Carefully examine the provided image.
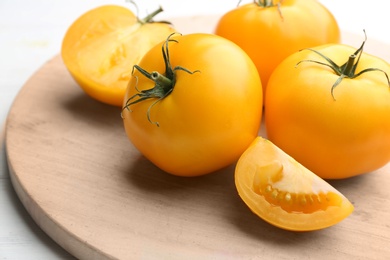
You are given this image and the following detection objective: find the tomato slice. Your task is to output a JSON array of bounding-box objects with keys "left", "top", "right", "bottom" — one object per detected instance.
[
  {"left": 235, "top": 137, "right": 354, "bottom": 231},
  {"left": 61, "top": 5, "right": 176, "bottom": 106}
]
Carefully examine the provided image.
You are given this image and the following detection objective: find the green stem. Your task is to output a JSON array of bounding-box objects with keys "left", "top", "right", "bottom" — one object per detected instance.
[
  {"left": 255, "top": 0, "right": 276, "bottom": 7},
  {"left": 342, "top": 55, "right": 356, "bottom": 77},
  {"left": 151, "top": 71, "right": 172, "bottom": 91},
  {"left": 138, "top": 6, "right": 164, "bottom": 24}
]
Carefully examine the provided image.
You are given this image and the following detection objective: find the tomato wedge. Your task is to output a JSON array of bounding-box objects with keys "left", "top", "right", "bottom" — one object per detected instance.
[
  {"left": 61, "top": 5, "right": 176, "bottom": 106},
  {"left": 235, "top": 137, "right": 354, "bottom": 231}
]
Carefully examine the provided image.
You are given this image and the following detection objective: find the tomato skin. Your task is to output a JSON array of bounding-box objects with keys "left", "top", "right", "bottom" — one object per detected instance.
[
  {"left": 122, "top": 33, "right": 263, "bottom": 177},
  {"left": 265, "top": 44, "right": 390, "bottom": 179},
  {"left": 215, "top": 0, "right": 340, "bottom": 96},
  {"left": 61, "top": 5, "right": 176, "bottom": 106}
]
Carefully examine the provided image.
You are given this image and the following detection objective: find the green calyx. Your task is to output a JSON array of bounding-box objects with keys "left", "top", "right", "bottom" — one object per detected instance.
[
  {"left": 122, "top": 33, "right": 200, "bottom": 127},
  {"left": 242, "top": 0, "right": 284, "bottom": 20},
  {"left": 253, "top": 0, "right": 281, "bottom": 8},
  {"left": 296, "top": 30, "right": 390, "bottom": 100}
]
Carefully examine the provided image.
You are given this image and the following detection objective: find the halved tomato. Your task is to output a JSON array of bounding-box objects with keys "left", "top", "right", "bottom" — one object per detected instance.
[
  {"left": 61, "top": 5, "right": 176, "bottom": 106},
  {"left": 235, "top": 137, "right": 354, "bottom": 231}
]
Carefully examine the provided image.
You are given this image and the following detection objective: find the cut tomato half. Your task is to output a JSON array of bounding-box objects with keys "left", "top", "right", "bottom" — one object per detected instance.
[
  {"left": 235, "top": 137, "right": 354, "bottom": 231},
  {"left": 61, "top": 5, "right": 176, "bottom": 106}
]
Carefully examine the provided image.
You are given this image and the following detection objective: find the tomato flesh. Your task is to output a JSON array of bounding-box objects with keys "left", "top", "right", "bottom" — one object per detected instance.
[
  {"left": 235, "top": 137, "right": 354, "bottom": 231},
  {"left": 253, "top": 161, "right": 343, "bottom": 214}
]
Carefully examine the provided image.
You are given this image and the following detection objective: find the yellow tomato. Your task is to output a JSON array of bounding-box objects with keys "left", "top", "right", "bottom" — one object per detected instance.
[
  {"left": 215, "top": 0, "right": 340, "bottom": 97},
  {"left": 122, "top": 33, "right": 263, "bottom": 177},
  {"left": 62, "top": 5, "right": 176, "bottom": 106},
  {"left": 265, "top": 38, "right": 390, "bottom": 179},
  {"left": 235, "top": 137, "right": 354, "bottom": 231}
]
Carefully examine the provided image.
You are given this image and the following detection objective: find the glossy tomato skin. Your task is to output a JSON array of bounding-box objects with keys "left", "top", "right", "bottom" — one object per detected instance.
[
  {"left": 265, "top": 44, "right": 390, "bottom": 179},
  {"left": 122, "top": 33, "right": 263, "bottom": 177},
  {"left": 215, "top": 0, "right": 340, "bottom": 97},
  {"left": 62, "top": 5, "right": 176, "bottom": 106}
]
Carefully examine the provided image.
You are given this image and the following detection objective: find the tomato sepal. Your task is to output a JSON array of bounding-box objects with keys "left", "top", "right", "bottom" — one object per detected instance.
[
  {"left": 122, "top": 33, "right": 200, "bottom": 126},
  {"left": 296, "top": 31, "right": 390, "bottom": 99}
]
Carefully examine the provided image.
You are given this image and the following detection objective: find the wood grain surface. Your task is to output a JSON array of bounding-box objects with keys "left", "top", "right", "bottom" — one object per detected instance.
[{"left": 5, "top": 15, "right": 390, "bottom": 260}]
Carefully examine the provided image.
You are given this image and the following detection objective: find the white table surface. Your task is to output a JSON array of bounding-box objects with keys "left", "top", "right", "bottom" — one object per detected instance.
[{"left": 1, "top": 1, "right": 389, "bottom": 259}]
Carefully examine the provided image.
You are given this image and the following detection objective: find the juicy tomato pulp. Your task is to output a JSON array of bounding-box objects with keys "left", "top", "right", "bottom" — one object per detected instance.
[{"left": 235, "top": 137, "right": 354, "bottom": 231}]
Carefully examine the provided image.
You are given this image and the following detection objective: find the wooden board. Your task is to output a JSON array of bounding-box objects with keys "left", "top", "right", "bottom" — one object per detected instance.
[{"left": 5, "top": 15, "right": 390, "bottom": 260}]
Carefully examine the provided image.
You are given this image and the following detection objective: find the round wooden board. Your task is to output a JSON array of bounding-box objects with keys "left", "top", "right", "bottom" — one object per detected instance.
[{"left": 5, "top": 15, "right": 390, "bottom": 259}]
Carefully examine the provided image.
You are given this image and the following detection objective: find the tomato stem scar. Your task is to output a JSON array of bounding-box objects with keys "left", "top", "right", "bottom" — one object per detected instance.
[
  {"left": 122, "top": 33, "right": 200, "bottom": 126},
  {"left": 296, "top": 30, "right": 390, "bottom": 100}
]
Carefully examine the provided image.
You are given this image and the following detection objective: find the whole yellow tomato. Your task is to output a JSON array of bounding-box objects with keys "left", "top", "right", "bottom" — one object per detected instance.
[
  {"left": 62, "top": 5, "right": 176, "bottom": 106},
  {"left": 265, "top": 37, "right": 390, "bottom": 179},
  {"left": 122, "top": 33, "right": 263, "bottom": 177},
  {"left": 215, "top": 0, "right": 340, "bottom": 97}
]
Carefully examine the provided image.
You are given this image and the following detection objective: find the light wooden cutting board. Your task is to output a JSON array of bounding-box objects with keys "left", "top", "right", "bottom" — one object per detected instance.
[{"left": 5, "top": 15, "right": 390, "bottom": 260}]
